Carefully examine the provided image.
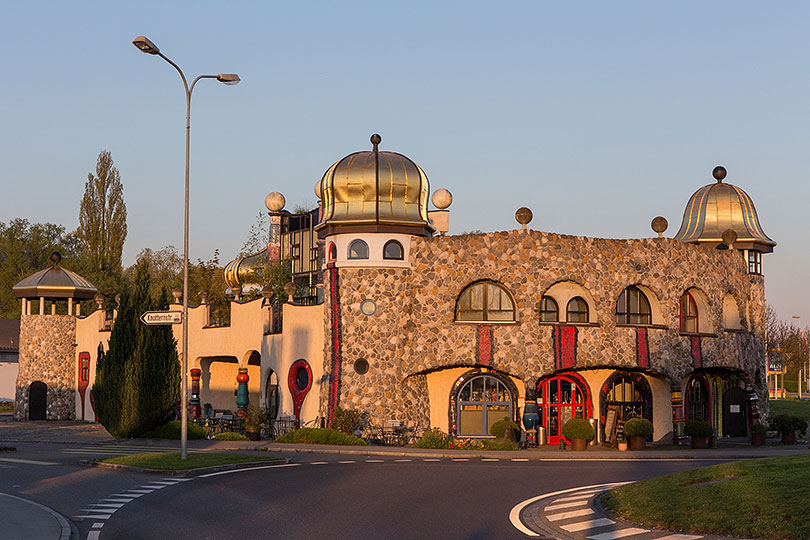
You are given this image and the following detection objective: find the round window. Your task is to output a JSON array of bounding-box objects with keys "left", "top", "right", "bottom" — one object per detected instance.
[
  {"left": 354, "top": 359, "right": 369, "bottom": 374},
  {"left": 295, "top": 367, "right": 310, "bottom": 391},
  {"left": 360, "top": 299, "right": 377, "bottom": 316}
]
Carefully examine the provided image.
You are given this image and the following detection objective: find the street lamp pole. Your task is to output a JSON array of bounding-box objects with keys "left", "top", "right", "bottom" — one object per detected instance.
[
  {"left": 133, "top": 36, "right": 239, "bottom": 459},
  {"left": 793, "top": 316, "right": 804, "bottom": 395}
]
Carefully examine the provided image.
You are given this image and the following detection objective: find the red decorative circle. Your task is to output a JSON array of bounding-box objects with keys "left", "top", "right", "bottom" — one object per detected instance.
[{"left": 236, "top": 373, "right": 249, "bottom": 383}]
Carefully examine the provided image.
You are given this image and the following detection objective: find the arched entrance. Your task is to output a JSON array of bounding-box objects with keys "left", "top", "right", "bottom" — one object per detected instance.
[
  {"left": 686, "top": 374, "right": 710, "bottom": 423},
  {"left": 600, "top": 371, "right": 652, "bottom": 439},
  {"left": 450, "top": 371, "right": 516, "bottom": 437},
  {"left": 265, "top": 370, "right": 280, "bottom": 421},
  {"left": 28, "top": 381, "right": 47, "bottom": 420},
  {"left": 536, "top": 372, "right": 592, "bottom": 445},
  {"left": 722, "top": 386, "right": 748, "bottom": 437}
]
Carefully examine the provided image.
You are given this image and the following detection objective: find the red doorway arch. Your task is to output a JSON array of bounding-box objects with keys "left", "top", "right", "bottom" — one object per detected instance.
[{"left": 536, "top": 372, "right": 593, "bottom": 445}]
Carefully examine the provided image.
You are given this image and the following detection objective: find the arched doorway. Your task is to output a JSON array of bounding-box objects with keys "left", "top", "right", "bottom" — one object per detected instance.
[
  {"left": 28, "top": 381, "right": 47, "bottom": 420},
  {"left": 722, "top": 386, "right": 748, "bottom": 437},
  {"left": 451, "top": 372, "right": 516, "bottom": 437},
  {"left": 686, "top": 374, "right": 710, "bottom": 423},
  {"left": 600, "top": 371, "right": 652, "bottom": 439},
  {"left": 265, "top": 370, "right": 280, "bottom": 421},
  {"left": 536, "top": 372, "right": 592, "bottom": 445}
]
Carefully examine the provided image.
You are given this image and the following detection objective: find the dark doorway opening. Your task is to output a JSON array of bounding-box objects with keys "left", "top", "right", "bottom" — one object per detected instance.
[
  {"left": 29, "top": 381, "right": 47, "bottom": 420},
  {"left": 722, "top": 386, "right": 748, "bottom": 437}
]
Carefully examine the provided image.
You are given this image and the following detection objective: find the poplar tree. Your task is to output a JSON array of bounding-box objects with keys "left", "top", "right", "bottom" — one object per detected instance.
[{"left": 94, "top": 260, "right": 179, "bottom": 438}]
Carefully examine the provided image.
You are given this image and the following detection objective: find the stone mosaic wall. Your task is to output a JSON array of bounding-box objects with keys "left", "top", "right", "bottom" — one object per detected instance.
[
  {"left": 322, "top": 230, "right": 767, "bottom": 428},
  {"left": 14, "top": 315, "right": 76, "bottom": 420}
]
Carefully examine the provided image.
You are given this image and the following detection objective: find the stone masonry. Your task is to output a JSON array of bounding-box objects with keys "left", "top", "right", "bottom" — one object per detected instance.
[
  {"left": 14, "top": 314, "right": 76, "bottom": 420},
  {"left": 323, "top": 230, "right": 766, "bottom": 429}
]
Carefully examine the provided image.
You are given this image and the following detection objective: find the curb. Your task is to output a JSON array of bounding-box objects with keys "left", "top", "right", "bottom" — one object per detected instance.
[
  {"left": 0, "top": 492, "right": 72, "bottom": 540},
  {"left": 80, "top": 457, "right": 290, "bottom": 476}
]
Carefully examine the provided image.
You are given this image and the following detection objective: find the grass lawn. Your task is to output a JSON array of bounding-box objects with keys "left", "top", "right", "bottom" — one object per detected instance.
[
  {"left": 99, "top": 452, "right": 284, "bottom": 471},
  {"left": 0, "top": 401, "right": 12, "bottom": 412},
  {"left": 769, "top": 398, "right": 810, "bottom": 421},
  {"left": 602, "top": 455, "right": 810, "bottom": 539}
]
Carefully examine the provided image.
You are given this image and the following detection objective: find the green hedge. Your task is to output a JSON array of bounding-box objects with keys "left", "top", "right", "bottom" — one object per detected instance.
[
  {"left": 141, "top": 421, "right": 206, "bottom": 440},
  {"left": 413, "top": 428, "right": 452, "bottom": 449},
  {"left": 276, "top": 428, "right": 367, "bottom": 446},
  {"left": 213, "top": 432, "right": 249, "bottom": 441}
]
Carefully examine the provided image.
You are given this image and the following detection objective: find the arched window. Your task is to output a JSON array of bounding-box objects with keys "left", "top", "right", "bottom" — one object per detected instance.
[
  {"left": 566, "top": 297, "right": 589, "bottom": 323},
  {"left": 455, "top": 281, "right": 515, "bottom": 323},
  {"left": 539, "top": 296, "right": 558, "bottom": 322},
  {"left": 616, "top": 286, "right": 651, "bottom": 325},
  {"left": 383, "top": 240, "right": 404, "bottom": 260},
  {"left": 348, "top": 239, "right": 369, "bottom": 259},
  {"left": 600, "top": 371, "right": 653, "bottom": 440},
  {"left": 328, "top": 242, "right": 337, "bottom": 260},
  {"left": 686, "top": 375, "right": 710, "bottom": 423},
  {"left": 454, "top": 374, "right": 514, "bottom": 436},
  {"left": 680, "top": 291, "right": 699, "bottom": 333}
]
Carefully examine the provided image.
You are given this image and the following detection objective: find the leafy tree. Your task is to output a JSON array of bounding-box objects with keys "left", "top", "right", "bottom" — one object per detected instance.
[
  {"left": 0, "top": 219, "right": 81, "bottom": 318},
  {"left": 125, "top": 246, "right": 183, "bottom": 299},
  {"left": 239, "top": 212, "right": 268, "bottom": 257},
  {"left": 188, "top": 249, "right": 230, "bottom": 325},
  {"left": 77, "top": 150, "right": 127, "bottom": 299},
  {"left": 93, "top": 260, "right": 179, "bottom": 438}
]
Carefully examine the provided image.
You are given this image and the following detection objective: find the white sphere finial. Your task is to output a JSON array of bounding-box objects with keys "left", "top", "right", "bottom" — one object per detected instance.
[
  {"left": 432, "top": 188, "right": 453, "bottom": 210},
  {"left": 265, "top": 192, "right": 286, "bottom": 212}
]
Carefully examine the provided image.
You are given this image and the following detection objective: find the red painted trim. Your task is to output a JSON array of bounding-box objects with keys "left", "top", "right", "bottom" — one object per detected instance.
[
  {"left": 636, "top": 327, "right": 649, "bottom": 368},
  {"left": 327, "top": 266, "right": 342, "bottom": 424},
  {"left": 289, "top": 360, "right": 313, "bottom": 429},
  {"left": 477, "top": 326, "right": 492, "bottom": 366},
  {"left": 535, "top": 372, "right": 593, "bottom": 445},
  {"left": 691, "top": 335, "right": 702, "bottom": 368}
]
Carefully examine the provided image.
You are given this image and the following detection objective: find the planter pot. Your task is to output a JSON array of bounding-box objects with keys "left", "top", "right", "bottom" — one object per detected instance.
[
  {"left": 690, "top": 436, "right": 709, "bottom": 449},
  {"left": 628, "top": 436, "right": 646, "bottom": 451},
  {"left": 751, "top": 431, "right": 766, "bottom": 446},
  {"left": 617, "top": 442, "right": 628, "bottom": 452},
  {"left": 245, "top": 429, "right": 262, "bottom": 441},
  {"left": 571, "top": 438, "right": 588, "bottom": 451},
  {"left": 781, "top": 430, "right": 796, "bottom": 445}
]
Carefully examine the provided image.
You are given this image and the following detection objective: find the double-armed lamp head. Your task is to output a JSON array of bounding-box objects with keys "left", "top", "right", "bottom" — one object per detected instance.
[{"left": 132, "top": 36, "right": 241, "bottom": 86}]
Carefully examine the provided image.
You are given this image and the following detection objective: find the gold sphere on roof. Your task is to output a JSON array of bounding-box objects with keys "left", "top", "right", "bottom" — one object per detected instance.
[
  {"left": 674, "top": 166, "right": 775, "bottom": 252},
  {"left": 315, "top": 134, "right": 434, "bottom": 236}
]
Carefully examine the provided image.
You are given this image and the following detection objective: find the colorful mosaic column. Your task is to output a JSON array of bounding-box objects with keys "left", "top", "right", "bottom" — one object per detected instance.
[
  {"left": 671, "top": 384, "right": 686, "bottom": 445},
  {"left": 522, "top": 388, "right": 539, "bottom": 447},
  {"left": 236, "top": 367, "right": 249, "bottom": 417},
  {"left": 189, "top": 368, "right": 202, "bottom": 420},
  {"left": 746, "top": 384, "right": 761, "bottom": 425}
]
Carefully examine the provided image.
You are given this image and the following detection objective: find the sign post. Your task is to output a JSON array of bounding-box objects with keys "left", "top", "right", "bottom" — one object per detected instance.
[{"left": 140, "top": 311, "right": 183, "bottom": 325}]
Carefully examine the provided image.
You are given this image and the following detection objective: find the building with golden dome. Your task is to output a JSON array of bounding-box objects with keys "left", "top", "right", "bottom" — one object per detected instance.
[{"left": 13, "top": 135, "right": 774, "bottom": 448}]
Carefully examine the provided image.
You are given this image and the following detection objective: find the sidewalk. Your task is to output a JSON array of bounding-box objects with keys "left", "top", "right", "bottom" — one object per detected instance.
[{"left": 0, "top": 492, "right": 71, "bottom": 540}]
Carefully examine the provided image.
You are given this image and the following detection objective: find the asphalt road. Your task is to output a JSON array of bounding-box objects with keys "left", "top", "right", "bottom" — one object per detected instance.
[{"left": 0, "top": 442, "right": 726, "bottom": 540}]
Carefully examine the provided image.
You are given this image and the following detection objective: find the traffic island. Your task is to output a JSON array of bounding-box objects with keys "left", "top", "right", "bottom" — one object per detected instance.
[{"left": 84, "top": 452, "right": 287, "bottom": 476}]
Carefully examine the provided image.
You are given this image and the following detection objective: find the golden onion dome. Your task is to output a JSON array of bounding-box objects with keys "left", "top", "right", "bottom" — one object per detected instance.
[
  {"left": 224, "top": 250, "right": 268, "bottom": 289},
  {"left": 314, "top": 134, "right": 434, "bottom": 236},
  {"left": 674, "top": 166, "right": 776, "bottom": 252},
  {"left": 13, "top": 252, "right": 97, "bottom": 299}
]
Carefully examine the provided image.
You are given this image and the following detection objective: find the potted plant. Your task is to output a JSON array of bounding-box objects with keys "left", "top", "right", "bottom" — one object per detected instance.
[
  {"left": 242, "top": 404, "right": 270, "bottom": 441},
  {"left": 770, "top": 414, "right": 807, "bottom": 445},
  {"left": 616, "top": 434, "right": 628, "bottom": 452},
  {"left": 562, "top": 417, "right": 594, "bottom": 451},
  {"left": 623, "top": 417, "right": 653, "bottom": 450},
  {"left": 684, "top": 419, "right": 713, "bottom": 448},
  {"left": 749, "top": 423, "right": 768, "bottom": 446}
]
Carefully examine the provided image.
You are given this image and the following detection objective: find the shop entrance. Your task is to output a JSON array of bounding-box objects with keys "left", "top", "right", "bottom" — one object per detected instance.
[
  {"left": 536, "top": 373, "right": 592, "bottom": 445},
  {"left": 722, "top": 386, "right": 748, "bottom": 437},
  {"left": 28, "top": 381, "right": 47, "bottom": 420}
]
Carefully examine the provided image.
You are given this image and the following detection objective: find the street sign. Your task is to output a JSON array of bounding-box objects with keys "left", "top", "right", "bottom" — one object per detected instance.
[{"left": 140, "top": 310, "right": 183, "bottom": 325}]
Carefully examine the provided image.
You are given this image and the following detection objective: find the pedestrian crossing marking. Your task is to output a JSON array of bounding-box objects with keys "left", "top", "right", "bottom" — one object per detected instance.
[
  {"left": 87, "top": 503, "right": 125, "bottom": 508},
  {"left": 587, "top": 527, "right": 648, "bottom": 539},
  {"left": 654, "top": 536, "right": 702, "bottom": 540},
  {"left": 545, "top": 500, "right": 588, "bottom": 511},
  {"left": 561, "top": 518, "right": 615, "bottom": 532},
  {"left": 547, "top": 508, "right": 595, "bottom": 521},
  {"left": 80, "top": 507, "right": 117, "bottom": 514},
  {"left": 74, "top": 514, "right": 111, "bottom": 520}
]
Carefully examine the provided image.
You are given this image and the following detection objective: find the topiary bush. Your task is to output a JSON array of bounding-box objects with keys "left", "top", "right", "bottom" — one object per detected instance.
[
  {"left": 213, "top": 432, "right": 249, "bottom": 441},
  {"left": 276, "top": 427, "right": 367, "bottom": 446},
  {"left": 770, "top": 415, "right": 807, "bottom": 436},
  {"left": 749, "top": 423, "right": 769, "bottom": 433},
  {"left": 623, "top": 417, "right": 653, "bottom": 438},
  {"left": 562, "top": 417, "right": 594, "bottom": 440},
  {"left": 684, "top": 419, "right": 713, "bottom": 438},
  {"left": 413, "top": 428, "right": 452, "bottom": 449},
  {"left": 489, "top": 417, "right": 521, "bottom": 441},
  {"left": 141, "top": 421, "right": 205, "bottom": 440},
  {"left": 329, "top": 406, "right": 366, "bottom": 435}
]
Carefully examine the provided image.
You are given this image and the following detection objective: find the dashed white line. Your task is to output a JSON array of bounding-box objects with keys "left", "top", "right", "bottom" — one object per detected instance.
[
  {"left": 0, "top": 457, "right": 57, "bottom": 465},
  {"left": 511, "top": 458, "right": 529, "bottom": 462},
  {"left": 198, "top": 463, "right": 300, "bottom": 477},
  {"left": 310, "top": 461, "right": 328, "bottom": 465},
  {"left": 481, "top": 458, "right": 500, "bottom": 462},
  {"left": 394, "top": 459, "right": 412, "bottom": 462},
  {"left": 560, "top": 518, "right": 615, "bottom": 532},
  {"left": 546, "top": 508, "right": 595, "bottom": 521},
  {"left": 338, "top": 460, "right": 356, "bottom": 464},
  {"left": 365, "top": 459, "right": 385, "bottom": 463},
  {"left": 452, "top": 458, "right": 469, "bottom": 462},
  {"left": 423, "top": 458, "right": 441, "bottom": 462},
  {"left": 587, "top": 528, "right": 648, "bottom": 540}
]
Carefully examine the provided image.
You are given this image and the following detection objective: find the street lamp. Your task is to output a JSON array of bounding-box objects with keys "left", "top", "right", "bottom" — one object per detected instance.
[{"left": 133, "top": 35, "right": 239, "bottom": 459}]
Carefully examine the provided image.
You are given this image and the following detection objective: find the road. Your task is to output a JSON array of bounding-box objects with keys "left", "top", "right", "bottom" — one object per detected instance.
[{"left": 0, "top": 442, "right": 726, "bottom": 540}]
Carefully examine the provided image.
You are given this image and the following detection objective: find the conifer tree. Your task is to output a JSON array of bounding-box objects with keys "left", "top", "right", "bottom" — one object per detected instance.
[{"left": 94, "top": 260, "right": 179, "bottom": 438}]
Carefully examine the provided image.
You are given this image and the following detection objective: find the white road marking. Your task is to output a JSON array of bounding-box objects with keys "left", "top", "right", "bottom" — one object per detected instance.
[
  {"left": 198, "top": 463, "right": 300, "bottom": 478},
  {"left": 545, "top": 500, "right": 588, "bottom": 511},
  {"left": 423, "top": 458, "right": 441, "bottom": 462},
  {"left": 74, "top": 514, "right": 111, "bottom": 520},
  {"left": 164, "top": 477, "right": 193, "bottom": 481},
  {"left": 141, "top": 484, "right": 167, "bottom": 489},
  {"left": 654, "top": 535, "right": 703, "bottom": 540},
  {"left": 147, "top": 481, "right": 179, "bottom": 485},
  {"left": 452, "top": 458, "right": 469, "bottom": 462},
  {"left": 553, "top": 492, "right": 601, "bottom": 503},
  {"left": 126, "top": 489, "right": 153, "bottom": 494},
  {"left": 588, "top": 528, "right": 648, "bottom": 539},
  {"left": 91, "top": 523, "right": 103, "bottom": 529},
  {"left": 365, "top": 459, "right": 385, "bottom": 463},
  {"left": 394, "top": 459, "right": 412, "bottom": 462},
  {"left": 0, "top": 457, "right": 57, "bottom": 465},
  {"left": 481, "top": 458, "right": 499, "bottom": 462},
  {"left": 511, "top": 458, "right": 529, "bottom": 462},
  {"left": 338, "top": 460, "right": 356, "bottom": 464},
  {"left": 87, "top": 531, "right": 101, "bottom": 540},
  {"left": 80, "top": 508, "right": 117, "bottom": 514},
  {"left": 111, "top": 493, "right": 143, "bottom": 498},
  {"left": 87, "top": 503, "right": 125, "bottom": 508},
  {"left": 102, "top": 498, "right": 134, "bottom": 503},
  {"left": 310, "top": 461, "right": 328, "bottom": 465},
  {"left": 546, "top": 508, "right": 595, "bottom": 521},
  {"left": 561, "top": 518, "right": 615, "bottom": 532},
  {"left": 508, "top": 482, "right": 631, "bottom": 537}
]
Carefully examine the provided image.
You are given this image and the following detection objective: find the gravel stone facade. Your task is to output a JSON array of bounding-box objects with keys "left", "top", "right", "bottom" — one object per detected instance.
[
  {"left": 14, "top": 315, "right": 76, "bottom": 421},
  {"left": 323, "top": 230, "right": 767, "bottom": 431}
]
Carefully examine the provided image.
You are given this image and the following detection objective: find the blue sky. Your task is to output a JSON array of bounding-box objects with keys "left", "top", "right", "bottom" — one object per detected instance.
[{"left": 2, "top": 2, "right": 808, "bottom": 326}]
